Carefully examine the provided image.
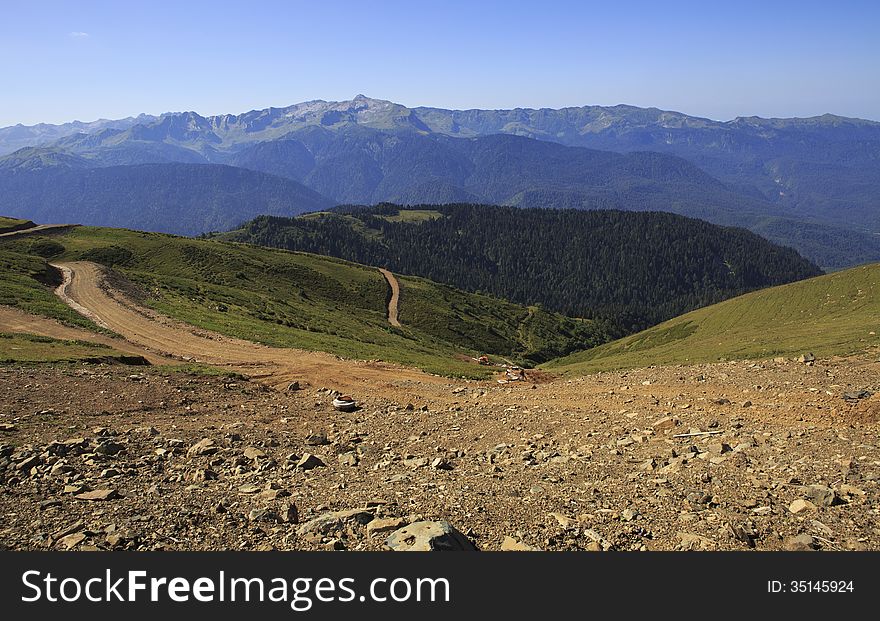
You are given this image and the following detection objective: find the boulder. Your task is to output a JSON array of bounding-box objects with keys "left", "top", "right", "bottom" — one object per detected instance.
[
  {"left": 385, "top": 520, "right": 477, "bottom": 551},
  {"left": 804, "top": 484, "right": 837, "bottom": 507}
]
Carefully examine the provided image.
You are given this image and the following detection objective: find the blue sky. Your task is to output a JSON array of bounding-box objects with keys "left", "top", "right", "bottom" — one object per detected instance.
[{"left": 1, "top": 0, "right": 878, "bottom": 126}]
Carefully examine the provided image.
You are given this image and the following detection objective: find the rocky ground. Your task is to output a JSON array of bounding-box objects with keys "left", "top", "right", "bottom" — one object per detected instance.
[{"left": 1, "top": 352, "right": 879, "bottom": 552}]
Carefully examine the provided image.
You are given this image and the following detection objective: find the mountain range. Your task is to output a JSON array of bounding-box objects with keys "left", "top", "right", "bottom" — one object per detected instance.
[{"left": 1, "top": 95, "right": 878, "bottom": 269}]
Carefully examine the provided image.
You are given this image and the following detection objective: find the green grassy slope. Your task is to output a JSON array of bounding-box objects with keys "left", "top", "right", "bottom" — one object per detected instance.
[
  {"left": 397, "top": 274, "right": 605, "bottom": 362},
  {"left": 0, "top": 227, "right": 606, "bottom": 376},
  {"left": 545, "top": 264, "right": 880, "bottom": 374},
  {"left": 376, "top": 209, "right": 443, "bottom": 223}
]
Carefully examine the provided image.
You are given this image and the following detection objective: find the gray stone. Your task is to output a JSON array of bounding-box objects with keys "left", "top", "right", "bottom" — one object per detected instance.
[
  {"left": 404, "top": 456, "right": 429, "bottom": 469},
  {"left": 843, "top": 390, "right": 871, "bottom": 401},
  {"left": 431, "top": 457, "right": 452, "bottom": 470},
  {"left": 338, "top": 452, "right": 359, "bottom": 467},
  {"left": 191, "top": 468, "right": 217, "bottom": 482},
  {"left": 256, "top": 488, "right": 290, "bottom": 501},
  {"left": 95, "top": 441, "right": 125, "bottom": 456},
  {"left": 248, "top": 508, "right": 279, "bottom": 523},
  {"left": 804, "top": 484, "right": 837, "bottom": 507},
  {"left": 385, "top": 520, "right": 478, "bottom": 551},
  {"left": 279, "top": 503, "right": 298, "bottom": 524},
  {"left": 621, "top": 508, "right": 638, "bottom": 522},
  {"left": 305, "top": 433, "right": 328, "bottom": 446}
]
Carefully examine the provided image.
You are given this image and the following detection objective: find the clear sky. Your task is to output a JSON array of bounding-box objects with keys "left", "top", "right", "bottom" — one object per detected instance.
[{"left": 1, "top": 0, "right": 878, "bottom": 126}]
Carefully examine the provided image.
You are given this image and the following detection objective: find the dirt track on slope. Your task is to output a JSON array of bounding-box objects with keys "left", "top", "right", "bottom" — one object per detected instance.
[
  {"left": 0, "top": 224, "right": 78, "bottom": 238},
  {"left": 49, "top": 261, "right": 441, "bottom": 394},
  {"left": 378, "top": 268, "right": 401, "bottom": 327}
]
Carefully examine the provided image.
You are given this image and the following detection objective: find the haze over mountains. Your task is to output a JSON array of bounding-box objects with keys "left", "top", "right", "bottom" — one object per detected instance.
[{"left": 1, "top": 95, "right": 878, "bottom": 268}]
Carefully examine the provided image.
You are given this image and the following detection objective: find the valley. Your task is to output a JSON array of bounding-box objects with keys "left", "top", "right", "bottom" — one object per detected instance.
[
  {"left": 0, "top": 223, "right": 608, "bottom": 375},
  {"left": 0, "top": 219, "right": 878, "bottom": 552}
]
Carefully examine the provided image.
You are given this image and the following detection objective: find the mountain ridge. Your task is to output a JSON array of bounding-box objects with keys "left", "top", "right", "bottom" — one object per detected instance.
[
  {"left": 2, "top": 95, "right": 878, "bottom": 269},
  {"left": 4, "top": 96, "right": 877, "bottom": 148}
]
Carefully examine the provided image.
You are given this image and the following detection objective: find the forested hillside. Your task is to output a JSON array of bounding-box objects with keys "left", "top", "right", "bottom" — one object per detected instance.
[{"left": 224, "top": 204, "right": 822, "bottom": 332}]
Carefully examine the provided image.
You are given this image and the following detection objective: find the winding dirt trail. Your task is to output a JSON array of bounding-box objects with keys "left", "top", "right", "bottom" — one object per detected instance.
[
  {"left": 378, "top": 268, "right": 401, "bottom": 327},
  {"left": 46, "top": 261, "right": 442, "bottom": 394},
  {"left": 11, "top": 263, "right": 870, "bottom": 430}
]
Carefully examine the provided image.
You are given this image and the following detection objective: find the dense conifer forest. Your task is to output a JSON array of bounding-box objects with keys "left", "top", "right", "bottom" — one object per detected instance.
[{"left": 225, "top": 204, "right": 822, "bottom": 332}]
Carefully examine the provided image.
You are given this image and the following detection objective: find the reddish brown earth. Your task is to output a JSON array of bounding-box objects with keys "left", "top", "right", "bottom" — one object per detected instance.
[
  {"left": 378, "top": 268, "right": 401, "bottom": 328},
  {"left": 0, "top": 260, "right": 878, "bottom": 551}
]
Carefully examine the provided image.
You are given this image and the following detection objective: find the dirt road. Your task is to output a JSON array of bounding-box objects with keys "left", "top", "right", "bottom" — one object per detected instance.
[
  {"left": 0, "top": 223, "right": 77, "bottom": 238},
  {"left": 378, "top": 268, "right": 401, "bottom": 327},
  {"left": 0, "top": 305, "right": 170, "bottom": 364},
  {"left": 50, "top": 261, "right": 440, "bottom": 394}
]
